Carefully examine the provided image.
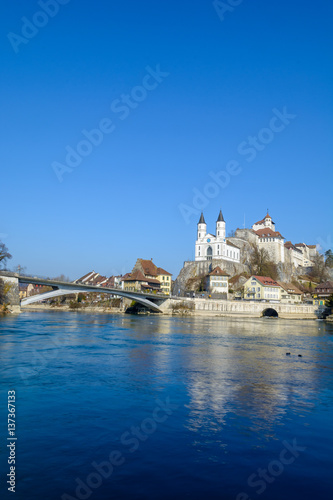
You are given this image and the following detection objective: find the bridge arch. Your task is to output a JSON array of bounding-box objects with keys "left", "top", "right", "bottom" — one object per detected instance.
[
  {"left": 262, "top": 307, "right": 278, "bottom": 318},
  {"left": 21, "top": 287, "right": 163, "bottom": 313}
]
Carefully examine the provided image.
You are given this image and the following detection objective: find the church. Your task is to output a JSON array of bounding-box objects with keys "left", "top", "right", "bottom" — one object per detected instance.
[{"left": 195, "top": 211, "right": 240, "bottom": 263}]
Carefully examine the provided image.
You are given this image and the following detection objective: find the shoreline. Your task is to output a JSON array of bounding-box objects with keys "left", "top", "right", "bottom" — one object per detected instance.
[
  {"left": 17, "top": 303, "right": 323, "bottom": 320},
  {"left": 21, "top": 304, "right": 125, "bottom": 315}
]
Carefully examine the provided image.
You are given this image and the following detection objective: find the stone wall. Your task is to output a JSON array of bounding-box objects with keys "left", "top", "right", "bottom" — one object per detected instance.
[
  {"left": 161, "top": 297, "right": 317, "bottom": 319},
  {"left": 0, "top": 276, "right": 21, "bottom": 313}
]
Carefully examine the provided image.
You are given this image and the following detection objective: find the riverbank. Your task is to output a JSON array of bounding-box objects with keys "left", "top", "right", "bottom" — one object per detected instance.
[{"left": 21, "top": 303, "right": 124, "bottom": 314}]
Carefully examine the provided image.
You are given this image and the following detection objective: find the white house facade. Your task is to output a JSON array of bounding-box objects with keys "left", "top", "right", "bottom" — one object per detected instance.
[{"left": 195, "top": 211, "right": 240, "bottom": 263}]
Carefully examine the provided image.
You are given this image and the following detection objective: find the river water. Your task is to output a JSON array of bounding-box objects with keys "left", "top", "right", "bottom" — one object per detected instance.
[{"left": 0, "top": 312, "right": 332, "bottom": 500}]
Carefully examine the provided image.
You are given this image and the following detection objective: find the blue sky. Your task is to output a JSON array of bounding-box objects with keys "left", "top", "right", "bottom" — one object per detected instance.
[{"left": 1, "top": 0, "right": 332, "bottom": 279}]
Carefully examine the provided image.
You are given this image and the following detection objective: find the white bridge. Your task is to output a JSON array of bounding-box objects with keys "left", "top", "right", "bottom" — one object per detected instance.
[{"left": 0, "top": 272, "right": 166, "bottom": 313}]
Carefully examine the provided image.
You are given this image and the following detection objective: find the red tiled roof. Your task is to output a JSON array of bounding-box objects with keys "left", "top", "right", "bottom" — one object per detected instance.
[
  {"left": 123, "top": 270, "right": 147, "bottom": 282},
  {"left": 90, "top": 275, "right": 107, "bottom": 285},
  {"left": 254, "top": 228, "right": 283, "bottom": 238},
  {"left": 121, "top": 273, "right": 131, "bottom": 281},
  {"left": 251, "top": 276, "right": 280, "bottom": 287},
  {"left": 138, "top": 259, "right": 158, "bottom": 276},
  {"left": 315, "top": 281, "right": 333, "bottom": 291},
  {"left": 156, "top": 267, "right": 172, "bottom": 276},
  {"left": 75, "top": 271, "right": 97, "bottom": 283},
  {"left": 284, "top": 241, "right": 302, "bottom": 252},
  {"left": 278, "top": 282, "right": 303, "bottom": 294},
  {"left": 208, "top": 266, "right": 230, "bottom": 276}
]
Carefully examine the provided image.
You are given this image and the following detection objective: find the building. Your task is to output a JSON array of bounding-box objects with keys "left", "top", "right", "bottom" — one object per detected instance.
[
  {"left": 74, "top": 272, "right": 123, "bottom": 290},
  {"left": 252, "top": 213, "right": 285, "bottom": 263},
  {"left": 278, "top": 282, "right": 303, "bottom": 304},
  {"left": 244, "top": 276, "right": 281, "bottom": 302},
  {"left": 132, "top": 259, "right": 172, "bottom": 295},
  {"left": 250, "top": 212, "right": 319, "bottom": 268},
  {"left": 294, "top": 243, "right": 318, "bottom": 267},
  {"left": 205, "top": 266, "right": 230, "bottom": 297},
  {"left": 195, "top": 211, "right": 240, "bottom": 264},
  {"left": 313, "top": 281, "right": 333, "bottom": 306},
  {"left": 122, "top": 270, "right": 161, "bottom": 293}
]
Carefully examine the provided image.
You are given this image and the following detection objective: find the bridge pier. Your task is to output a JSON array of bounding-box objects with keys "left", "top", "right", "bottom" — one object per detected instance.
[{"left": 0, "top": 276, "right": 21, "bottom": 313}]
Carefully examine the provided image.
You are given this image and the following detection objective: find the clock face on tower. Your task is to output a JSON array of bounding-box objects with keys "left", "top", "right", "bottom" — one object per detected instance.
[{"left": 207, "top": 238, "right": 211, "bottom": 242}]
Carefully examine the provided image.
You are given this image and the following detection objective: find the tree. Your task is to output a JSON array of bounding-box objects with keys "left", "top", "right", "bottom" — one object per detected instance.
[
  {"left": 52, "top": 274, "right": 71, "bottom": 282},
  {"left": 0, "top": 278, "right": 5, "bottom": 304},
  {"left": 309, "top": 254, "right": 328, "bottom": 282},
  {"left": 0, "top": 241, "right": 12, "bottom": 269},
  {"left": 325, "top": 249, "right": 333, "bottom": 268},
  {"left": 0, "top": 278, "right": 13, "bottom": 306},
  {"left": 248, "top": 244, "right": 278, "bottom": 280},
  {"left": 326, "top": 293, "right": 333, "bottom": 309},
  {"left": 228, "top": 229, "right": 236, "bottom": 237}
]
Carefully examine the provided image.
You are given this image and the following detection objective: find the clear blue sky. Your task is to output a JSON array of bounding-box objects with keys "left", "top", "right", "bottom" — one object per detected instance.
[{"left": 1, "top": 0, "right": 332, "bottom": 279}]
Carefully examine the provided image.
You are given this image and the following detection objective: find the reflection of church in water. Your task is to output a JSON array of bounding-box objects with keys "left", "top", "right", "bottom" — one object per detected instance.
[{"left": 195, "top": 211, "right": 240, "bottom": 263}]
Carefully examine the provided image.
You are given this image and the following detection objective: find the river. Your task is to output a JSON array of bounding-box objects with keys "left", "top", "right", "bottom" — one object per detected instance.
[{"left": 0, "top": 312, "right": 332, "bottom": 500}]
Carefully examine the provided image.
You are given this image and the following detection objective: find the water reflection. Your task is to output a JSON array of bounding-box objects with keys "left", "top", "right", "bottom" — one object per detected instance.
[{"left": 183, "top": 318, "right": 323, "bottom": 439}]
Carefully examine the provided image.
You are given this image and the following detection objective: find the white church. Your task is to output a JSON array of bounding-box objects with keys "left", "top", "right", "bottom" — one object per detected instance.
[{"left": 195, "top": 211, "right": 240, "bottom": 263}]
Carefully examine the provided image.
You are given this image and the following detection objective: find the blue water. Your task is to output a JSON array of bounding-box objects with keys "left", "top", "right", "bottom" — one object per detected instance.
[{"left": 0, "top": 312, "right": 333, "bottom": 500}]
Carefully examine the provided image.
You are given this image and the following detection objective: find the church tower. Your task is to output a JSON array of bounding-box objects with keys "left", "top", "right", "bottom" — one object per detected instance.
[
  {"left": 197, "top": 213, "right": 207, "bottom": 239},
  {"left": 216, "top": 210, "right": 225, "bottom": 240}
]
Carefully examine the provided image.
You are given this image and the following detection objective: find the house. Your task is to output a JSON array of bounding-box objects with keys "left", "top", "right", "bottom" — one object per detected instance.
[
  {"left": 195, "top": 211, "right": 240, "bottom": 263},
  {"left": 313, "top": 281, "right": 333, "bottom": 306},
  {"left": 101, "top": 276, "right": 122, "bottom": 289},
  {"left": 122, "top": 270, "right": 161, "bottom": 293},
  {"left": 74, "top": 271, "right": 100, "bottom": 284},
  {"left": 284, "top": 241, "right": 304, "bottom": 267},
  {"left": 19, "top": 283, "right": 28, "bottom": 299},
  {"left": 205, "top": 266, "right": 230, "bottom": 297},
  {"left": 244, "top": 276, "right": 281, "bottom": 302},
  {"left": 74, "top": 271, "right": 110, "bottom": 287},
  {"left": 278, "top": 282, "right": 303, "bottom": 304},
  {"left": 132, "top": 258, "right": 172, "bottom": 295}
]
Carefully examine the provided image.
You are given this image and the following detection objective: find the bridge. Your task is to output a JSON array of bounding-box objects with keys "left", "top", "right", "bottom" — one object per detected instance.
[
  {"left": 0, "top": 272, "right": 321, "bottom": 319},
  {"left": 0, "top": 272, "right": 166, "bottom": 313}
]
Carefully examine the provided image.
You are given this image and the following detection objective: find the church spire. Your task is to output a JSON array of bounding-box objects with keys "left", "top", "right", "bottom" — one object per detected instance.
[
  {"left": 198, "top": 212, "right": 206, "bottom": 224},
  {"left": 217, "top": 210, "right": 224, "bottom": 222}
]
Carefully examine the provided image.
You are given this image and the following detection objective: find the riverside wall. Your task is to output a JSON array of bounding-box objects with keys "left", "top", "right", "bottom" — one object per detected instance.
[
  {"left": 0, "top": 276, "right": 21, "bottom": 314},
  {"left": 160, "top": 297, "right": 317, "bottom": 319}
]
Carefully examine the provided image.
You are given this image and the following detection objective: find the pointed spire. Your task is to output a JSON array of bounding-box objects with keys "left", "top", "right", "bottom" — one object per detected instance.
[
  {"left": 198, "top": 212, "right": 206, "bottom": 224},
  {"left": 217, "top": 210, "right": 224, "bottom": 222}
]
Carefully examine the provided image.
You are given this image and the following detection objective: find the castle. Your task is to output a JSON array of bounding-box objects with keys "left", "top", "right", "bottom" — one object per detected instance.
[{"left": 194, "top": 210, "right": 318, "bottom": 269}]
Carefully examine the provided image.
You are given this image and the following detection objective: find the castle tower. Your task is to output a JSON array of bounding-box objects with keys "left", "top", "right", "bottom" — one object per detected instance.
[
  {"left": 264, "top": 212, "right": 275, "bottom": 231},
  {"left": 216, "top": 210, "right": 225, "bottom": 240},
  {"left": 197, "top": 213, "right": 207, "bottom": 239}
]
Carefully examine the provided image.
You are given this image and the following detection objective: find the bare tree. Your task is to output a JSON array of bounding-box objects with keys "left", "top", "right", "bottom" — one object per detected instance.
[
  {"left": 0, "top": 241, "right": 12, "bottom": 269},
  {"left": 309, "top": 254, "right": 329, "bottom": 282},
  {"left": 248, "top": 244, "right": 278, "bottom": 280}
]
